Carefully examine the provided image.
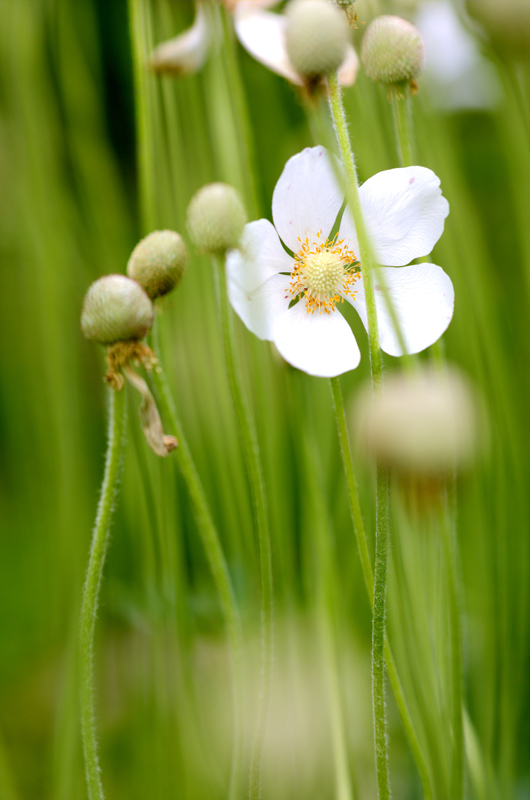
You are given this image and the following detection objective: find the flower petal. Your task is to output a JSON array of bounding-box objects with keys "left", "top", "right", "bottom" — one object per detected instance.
[
  {"left": 272, "top": 302, "right": 360, "bottom": 377},
  {"left": 228, "top": 272, "right": 291, "bottom": 341},
  {"left": 226, "top": 219, "right": 294, "bottom": 293},
  {"left": 233, "top": 7, "right": 301, "bottom": 84},
  {"left": 149, "top": 5, "right": 210, "bottom": 75},
  {"left": 272, "top": 146, "right": 344, "bottom": 253},
  {"left": 340, "top": 167, "right": 449, "bottom": 267},
  {"left": 337, "top": 44, "right": 360, "bottom": 86},
  {"left": 361, "top": 167, "right": 449, "bottom": 265},
  {"left": 346, "top": 263, "right": 454, "bottom": 356}
]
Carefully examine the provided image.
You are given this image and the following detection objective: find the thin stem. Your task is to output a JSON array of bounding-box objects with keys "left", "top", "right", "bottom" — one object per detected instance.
[
  {"left": 79, "top": 387, "right": 126, "bottom": 800},
  {"left": 298, "top": 377, "right": 353, "bottom": 800},
  {"left": 442, "top": 486, "right": 465, "bottom": 800},
  {"left": 389, "top": 84, "right": 414, "bottom": 168},
  {"left": 220, "top": 6, "right": 260, "bottom": 218},
  {"left": 128, "top": 0, "right": 156, "bottom": 231},
  {"left": 150, "top": 320, "right": 244, "bottom": 800},
  {"left": 212, "top": 257, "right": 273, "bottom": 800},
  {"left": 328, "top": 72, "right": 390, "bottom": 799},
  {"left": 330, "top": 377, "right": 432, "bottom": 800}
]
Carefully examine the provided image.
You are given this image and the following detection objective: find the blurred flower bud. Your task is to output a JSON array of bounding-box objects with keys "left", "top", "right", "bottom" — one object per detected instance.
[
  {"left": 149, "top": 3, "right": 210, "bottom": 76},
  {"left": 81, "top": 275, "right": 154, "bottom": 345},
  {"left": 353, "top": 367, "right": 481, "bottom": 475},
  {"left": 332, "top": 0, "right": 357, "bottom": 27},
  {"left": 127, "top": 230, "right": 188, "bottom": 300},
  {"left": 285, "top": 0, "right": 349, "bottom": 80},
  {"left": 465, "top": 1, "right": 530, "bottom": 63},
  {"left": 187, "top": 183, "right": 247, "bottom": 255},
  {"left": 361, "top": 15, "right": 425, "bottom": 85}
]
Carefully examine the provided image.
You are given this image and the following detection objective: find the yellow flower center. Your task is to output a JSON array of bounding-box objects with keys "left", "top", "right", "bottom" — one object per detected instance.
[{"left": 290, "top": 232, "right": 361, "bottom": 314}]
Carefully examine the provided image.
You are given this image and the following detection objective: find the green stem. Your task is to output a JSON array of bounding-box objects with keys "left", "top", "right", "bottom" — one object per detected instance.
[
  {"left": 442, "top": 487, "right": 465, "bottom": 800},
  {"left": 150, "top": 320, "right": 244, "bottom": 800},
  {"left": 79, "top": 387, "right": 126, "bottom": 800},
  {"left": 328, "top": 72, "right": 390, "bottom": 800},
  {"left": 299, "top": 379, "right": 353, "bottom": 800},
  {"left": 128, "top": 0, "right": 156, "bottom": 230},
  {"left": 389, "top": 84, "right": 414, "bottom": 168},
  {"left": 220, "top": 6, "right": 260, "bottom": 218},
  {"left": 212, "top": 257, "right": 273, "bottom": 800},
  {"left": 330, "top": 377, "right": 432, "bottom": 800}
]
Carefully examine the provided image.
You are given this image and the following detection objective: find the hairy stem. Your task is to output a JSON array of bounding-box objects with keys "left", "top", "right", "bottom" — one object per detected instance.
[{"left": 79, "top": 387, "right": 126, "bottom": 800}]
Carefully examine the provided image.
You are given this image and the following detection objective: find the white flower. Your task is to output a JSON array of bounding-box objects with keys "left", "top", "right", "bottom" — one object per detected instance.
[
  {"left": 226, "top": 146, "right": 453, "bottom": 378},
  {"left": 233, "top": 0, "right": 359, "bottom": 85},
  {"left": 149, "top": 3, "right": 211, "bottom": 75}
]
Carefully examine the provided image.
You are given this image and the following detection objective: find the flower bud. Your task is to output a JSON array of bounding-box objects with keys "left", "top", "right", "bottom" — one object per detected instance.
[
  {"left": 81, "top": 275, "right": 154, "bottom": 345},
  {"left": 186, "top": 183, "right": 247, "bottom": 255},
  {"left": 361, "top": 15, "right": 425, "bottom": 85},
  {"left": 285, "top": 0, "right": 349, "bottom": 80},
  {"left": 353, "top": 367, "right": 481, "bottom": 475},
  {"left": 127, "top": 230, "right": 188, "bottom": 300}
]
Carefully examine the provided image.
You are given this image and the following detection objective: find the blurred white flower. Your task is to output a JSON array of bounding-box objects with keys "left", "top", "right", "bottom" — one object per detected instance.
[
  {"left": 149, "top": 0, "right": 358, "bottom": 85},
  {"left": 227, "top": 146, "right": 453, "bottom": 378},
  {"left": 149, "top": 2, "right": 211, "bottom": 75},
  {"left": 414, "top": 0, "right": 501, "bottom": 109},
  {"left": 233, "top": 0, "right": 359, "bottom": 85}
]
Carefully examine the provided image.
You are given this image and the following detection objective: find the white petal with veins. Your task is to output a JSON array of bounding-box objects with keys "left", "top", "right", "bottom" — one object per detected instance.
[
  {"left": 226, "top": 219, "right": 294, "bottom": 293},
  {"left": 228, "top": 272, "right": 291, "bottom": 341},
  {"left": 272, "top": 301, "right": 361, "bottom": 377},
  {"left": 346, "top": 263, "right": 454, "bottom": 356},
  {"left": 273, "top": 146, "right": 344, "bottom": 254}
]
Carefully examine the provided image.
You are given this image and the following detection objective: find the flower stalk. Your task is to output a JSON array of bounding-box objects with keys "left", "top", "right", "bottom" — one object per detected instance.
[
  {"left": 390, "top": 84, "right": 415, "bottom": 169},
  {"left": 79, "top": 387, "right": 126, "bottom": 800},
  {"left": 212, "top": 256, "right": 273, "bottom": 800}
]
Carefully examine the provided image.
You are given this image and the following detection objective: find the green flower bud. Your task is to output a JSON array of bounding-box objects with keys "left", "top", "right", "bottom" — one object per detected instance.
[
  {"left": 81, "top": 275, "right": 154, "bottom": 345},
  {"left": 127, "top": 230, "right": 188, "bottom": 300},
  {"left": 361, "top": 15, "right": 425, "bottom": 85},
  {"left": 285, "top": 0, "right": 349, "bottom": 79},
  {"left": 353, "top": 367, "right": 481, "bottom": 475},
  {"left": 187, "top": 183, "right": 247, "bottom": 255}
]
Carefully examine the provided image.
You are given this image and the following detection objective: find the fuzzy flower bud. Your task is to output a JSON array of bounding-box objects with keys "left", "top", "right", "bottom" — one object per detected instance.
[
  {"left": 285, "top": 0, "right": 349, "bottom": 80},
  {"left": 353, "top": 368, "right": 481, "bottom": 475},
  {"left": 81, "top": 275, "right": 154, "bottom": 345},
  {"left": 187, "top": 183, "right": 247, "bottom": 255},
  {"left": 127, "top": 230, "right": 188, "bottom": 300},
  {"left": 361, "top": 15, "right": 425, "bottom": 85}
]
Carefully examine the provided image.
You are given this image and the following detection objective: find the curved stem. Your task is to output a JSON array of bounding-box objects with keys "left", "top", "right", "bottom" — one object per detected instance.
[
  {"left": 327, "top": 72, "right": 390, "bottom": 799},
  {"left": 330, "top": 376, "right": 432, "bottom": 799},
  {"left": 79, "top": 387, "right": 126, "bottom": 800},
  {"left": 150, "top": 320, "right": 244, "bottom": 800},
  {"left": 212, "top": 257, "right": 273, "bottom": 800}
]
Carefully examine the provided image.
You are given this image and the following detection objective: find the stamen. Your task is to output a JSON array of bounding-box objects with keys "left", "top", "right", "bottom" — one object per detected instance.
[{"left": 289, "top": 234, "right": 361, "bottom": 314}]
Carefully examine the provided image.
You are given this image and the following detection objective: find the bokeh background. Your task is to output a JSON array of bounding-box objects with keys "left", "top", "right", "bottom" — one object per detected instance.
[{"left": 1, "top": 1, "right": 529, "bottom": 798}]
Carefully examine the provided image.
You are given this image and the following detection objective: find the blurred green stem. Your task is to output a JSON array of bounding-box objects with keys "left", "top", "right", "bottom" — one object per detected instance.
[
  {"left": 212, "top": 257, "right": 273, "bottom": 800},
  {"left": 299, "top": 380, "right": 353, "bottom": 800},
  {"left": 389, "top": 84, "right": 414, "bottom": 168},
  {"left": 442, "top": 487, "right": 465, "bottom": 800},
  {"left": 220, "top": 6, "right": 260, "bottom": 218},
  {"left": 330, "top": 376, "right": 432, "bottom": 799},
  {"left": 128, "top": 0, "right": 156, "bottom": 230},
  {"left": 79, "top": 387, "right": 126, "bottom": 800},
  {"left": 150, "top": 319, "right": 244, "bottom": 800},
  {"left": 328, "top": 72, "right": 391, "bottom": 800}
]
